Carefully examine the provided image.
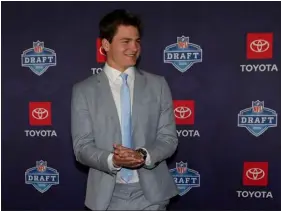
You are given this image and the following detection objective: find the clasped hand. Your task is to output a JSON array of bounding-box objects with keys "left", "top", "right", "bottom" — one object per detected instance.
[{"left": 112, "top": 144, "right": 145, "bottom": 169}]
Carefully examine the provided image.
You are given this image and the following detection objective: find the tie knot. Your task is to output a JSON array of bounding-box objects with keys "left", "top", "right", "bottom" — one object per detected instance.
[{"left": 120, "top": 73, "right": 128, "bottom": 82}]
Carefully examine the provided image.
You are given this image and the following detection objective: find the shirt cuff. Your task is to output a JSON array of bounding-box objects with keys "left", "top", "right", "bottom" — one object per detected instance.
[
  {"left": 107, "top": 153, "right": 121, "bottom": 171},
  {"left": 141, "top": 148, "right": 152, "bottom": 166}
]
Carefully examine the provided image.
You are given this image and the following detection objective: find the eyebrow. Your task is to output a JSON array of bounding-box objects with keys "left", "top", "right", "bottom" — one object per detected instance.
[{"left": 120, "top": 38, "right": 141, "bottom": 41}]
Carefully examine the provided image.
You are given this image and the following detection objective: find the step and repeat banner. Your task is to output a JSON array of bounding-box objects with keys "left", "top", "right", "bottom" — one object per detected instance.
[{"left": 2, "top": 2, "right": 281, "bottom": 210}]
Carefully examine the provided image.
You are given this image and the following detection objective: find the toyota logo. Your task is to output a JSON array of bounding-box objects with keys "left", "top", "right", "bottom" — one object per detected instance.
[
  {"left": 32, "top": 108, "right": 49, "bottom": 120},
  {"left": 250, "top": 39, "right": 270, "bottom": 53},
  {"left": 174, "top": 106, "right": 192, "bottom": 119},
  {"left": 246, "top": 168, "right": 265, "bottom": 180},
  {"left": 99, "top": 46, "right": 106, "bottom": 56}
]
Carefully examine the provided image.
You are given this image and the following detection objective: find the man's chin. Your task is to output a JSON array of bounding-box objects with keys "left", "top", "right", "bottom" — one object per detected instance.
[{"left": 125, "top": 61, "right": 137, "bottom": 67}]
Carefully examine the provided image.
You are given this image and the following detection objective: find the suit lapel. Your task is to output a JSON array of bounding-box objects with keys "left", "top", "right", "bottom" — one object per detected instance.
[
  {"left": 96, "top": 71, "right": 122, "bottom": 145},
  {"left": 132, "top": 69, "right": 146, "bottom": 138}
]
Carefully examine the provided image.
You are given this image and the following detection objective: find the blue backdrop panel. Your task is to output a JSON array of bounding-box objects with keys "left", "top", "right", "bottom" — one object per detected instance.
[{"left": 2, "top": 2, "right": 281, "bottom": 210}]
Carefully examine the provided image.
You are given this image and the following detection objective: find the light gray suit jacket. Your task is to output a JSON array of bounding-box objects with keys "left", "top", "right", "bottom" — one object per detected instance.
[{"left": 71, "top": 68, "right": 179, "bottom": 210}]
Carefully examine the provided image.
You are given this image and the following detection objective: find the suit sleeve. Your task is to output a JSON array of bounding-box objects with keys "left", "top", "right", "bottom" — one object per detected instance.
[
  {"left": 71, "top": 84, "right": 118, "bottom": 176},
  {"left": 144, "top": 77, "right": 178, "bottom": 169}
]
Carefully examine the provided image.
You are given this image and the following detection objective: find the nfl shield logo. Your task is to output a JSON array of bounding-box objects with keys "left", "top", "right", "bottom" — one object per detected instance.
[
  {"left": 177, "top": 37, "right": 188, "bottom": 49},
  {"left": 169, "top": 161, "right": 201, "bottom": 196},
  {"left": 237, "top": 100, "right": 277, "bottom": 137},
  {"left": 252, "top": 101, "right": 264, "bottom": 113},
  {"left": 21, "top": 41, "right": 56, "bottom": 76},
  {"left": 176, "top": 161, "right": 188, "bottom": 174},
  {"left": 36, "top": 160, "right": 47, "bottom": 172},
  {"left": 33, "top": 41, "right": 44, "bottom": 53},
  {"left": 25, "top": 160, "right": 59, "bottom": 193},
  {"left": 163, "top": 36, "right": 202, "bottom": 73}
]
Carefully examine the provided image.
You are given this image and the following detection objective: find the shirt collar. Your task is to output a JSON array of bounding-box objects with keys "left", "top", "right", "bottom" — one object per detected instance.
[{"left": 103, "top": 63, "right": 135, "bottom": 82}]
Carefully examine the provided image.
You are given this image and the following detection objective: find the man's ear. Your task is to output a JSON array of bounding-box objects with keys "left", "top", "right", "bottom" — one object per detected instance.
[{"left": 101, "top": 38, "right": 110, "bottom": 52}]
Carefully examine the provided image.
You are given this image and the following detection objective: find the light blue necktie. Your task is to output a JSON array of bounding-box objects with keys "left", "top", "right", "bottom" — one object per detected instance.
[{"left": 119, "top": 73, "right": 133, "bottom": 183}]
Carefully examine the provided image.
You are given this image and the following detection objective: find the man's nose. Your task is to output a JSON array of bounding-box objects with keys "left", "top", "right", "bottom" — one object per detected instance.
[{"left": 130, "top": 41, "right": 139, "bottom": 51}]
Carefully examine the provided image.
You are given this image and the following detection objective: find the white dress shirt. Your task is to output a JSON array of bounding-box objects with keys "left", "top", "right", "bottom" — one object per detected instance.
[{"left": 103, "top": 63, "right": 151, "bottom": 183}]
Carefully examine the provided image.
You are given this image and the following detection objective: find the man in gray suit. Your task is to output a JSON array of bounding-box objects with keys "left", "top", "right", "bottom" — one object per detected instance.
[{"left": 71, "top": 9, "right": 179, "bottom": 210}]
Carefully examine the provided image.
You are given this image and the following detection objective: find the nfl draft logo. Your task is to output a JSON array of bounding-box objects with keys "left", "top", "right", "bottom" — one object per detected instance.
[
  {"left": 164, "top": 36, "right": 202, "bottom": 73},
  {"left": 25, "top": 160, "right": 59, "bottom": 193},
  {"left": 169, "top": 161, "right": 200, "bottom": 196},
  {"left": 21, "top": 41, "right": 57, "bottom": 76},
  {"left": 238, "top": 100, "right": 277, "bottom": 137}
]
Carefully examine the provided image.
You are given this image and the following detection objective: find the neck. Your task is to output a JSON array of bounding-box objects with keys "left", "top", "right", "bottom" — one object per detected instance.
[{"left": 106, "top": 60, "right": 130, "bottom": 72}]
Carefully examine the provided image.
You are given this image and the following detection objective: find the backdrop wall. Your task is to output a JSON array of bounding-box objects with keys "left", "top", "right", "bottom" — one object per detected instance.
[{"left": 2, "top": 2, "right": 281, "bottom": 210}]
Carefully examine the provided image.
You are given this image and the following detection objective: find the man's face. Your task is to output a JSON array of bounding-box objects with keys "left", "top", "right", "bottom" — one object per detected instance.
[{"left": 102, "top": 25, "right": 141, "bottom": 71}]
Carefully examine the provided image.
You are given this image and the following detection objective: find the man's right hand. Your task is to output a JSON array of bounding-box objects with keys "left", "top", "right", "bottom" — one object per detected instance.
[{"left": 112, "top": 145, "right": 145, "bottom": 168}]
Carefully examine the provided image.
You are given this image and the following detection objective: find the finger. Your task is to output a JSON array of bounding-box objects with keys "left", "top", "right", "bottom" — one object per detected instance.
[
  {"left": 113, "top": 144, "right": 123, "bottom": 150},
  {"left": 122, "top": 148, "right": 137, "bottom": 154},
  {"left": 114, "top": 145, "right": 130, "bottom": 155},
  {"left": 117, "top": 145, "right": 129, "bottom": 149},
  {"left": 113, "top": 145, "right": 130, "bottom": 153},
  {"left": 116, "top": 156, "right": 143, "bottom": 164},
  {"left": 121, "top": 151, "right": 134, "bottom": 157},
  {"left": 115, "top": 150, "right": 127, "bottom": 158},
  {"left": 117, "top": 149, "right": 135, "bottom": 158},
  {"left": 126, "top": 151, "right": 143, "bottom": 159},
  {"left": 128, "top": 160, "right": 145, "bottom": 168},
  {"left": 113, "top": 151, "right": 121, "bottom": 158},
  {"left": 125, "top": 152, "right": 144, "bottom": 160},
  {"left": 117, "top": 159, "right": 145, "bottom": 168},
  {"left": 125, "top": 157, "right": 144, "bottom": 164},
  {"left": 113, "top": 148, "right": 121, "bottom": 155},
  {"left": 114, "top": 156, "right": 141, "bottom": 166},
  {"left": 118, "top": 146, "right": 134, "bottom": 152},
  {"left": 113, "top": 154, "right": 122, "bottom": 161},
  {"left": 114, "top": 153, "right": 135, "bottom": 161},
  {"left": 122, "top": 153, "right": 142, "bottom": 161}
]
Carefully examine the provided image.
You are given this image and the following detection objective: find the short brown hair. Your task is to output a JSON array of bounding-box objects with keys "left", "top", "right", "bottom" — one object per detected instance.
[{"left": 99, "top": 9, "right": 143, "bottom": 43}]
